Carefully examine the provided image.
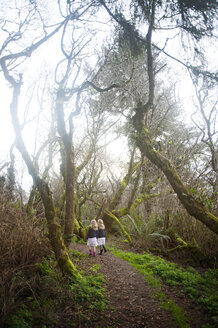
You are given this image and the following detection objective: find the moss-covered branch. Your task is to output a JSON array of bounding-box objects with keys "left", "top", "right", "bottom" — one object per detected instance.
[
  {"left": 129, "top": 192, "right": 160, "bottom": 213},
  {"left": 109, "top": 154, "right": 140, "bottom": 210},
  {"left": 105, "top": 209, "right": 132, "bottom": 244},
  {"left": 129, "top": 1, "right": 218, "bottom": 235},
  {"left": 133, "top": 128, "right": 218, "bottom": 234},
  {"left": 167, "top": 234, "right": 208, "bottom": 265},
  {"left": 89, "top": 198, "right": 132, "bottom": 243},
  {"left": 76, "top": 148, "right": 93, "bottom": 177}
]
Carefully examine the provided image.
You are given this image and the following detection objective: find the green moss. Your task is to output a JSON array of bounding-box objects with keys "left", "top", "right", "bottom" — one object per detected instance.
[
  {"left": 58, "top": 252, "right": 81, "bottom": 279},
  {"left": 106, "top": 210, "right": 132, "bottom": 243},
  {"left": 113, "top": 207, "right": 128, "bottom": 217}
]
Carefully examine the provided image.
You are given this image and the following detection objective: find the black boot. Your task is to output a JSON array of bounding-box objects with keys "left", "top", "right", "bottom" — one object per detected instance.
[
  {"left": 103, "top": 245, "right": 107, "bottom": 253},
  {"left": 98, "top": 248, "right": 103, "bottom": 255}
]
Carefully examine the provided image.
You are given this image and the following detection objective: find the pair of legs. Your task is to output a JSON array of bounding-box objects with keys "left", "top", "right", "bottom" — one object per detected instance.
[
  {"left": 89, "top": 246, "right": 96, "bottom": 256},
  {"left": 99, "top": 245, "right": 107, "bottom": 255}
]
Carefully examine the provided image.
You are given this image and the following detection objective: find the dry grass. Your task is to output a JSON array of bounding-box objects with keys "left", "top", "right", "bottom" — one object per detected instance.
[
  {"left": 0, "top": 191, "right": 50, "bottom": 326},
  {"left": 0, "top": 194, "right": 49, "bottom": 268}
]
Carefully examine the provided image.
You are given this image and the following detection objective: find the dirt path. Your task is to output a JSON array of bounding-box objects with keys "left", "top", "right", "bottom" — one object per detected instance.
[
  {"left": 70, "top": 243, "right": 214, "bottom": 328},
  {"left": 71, "top": 243, "right": 178, "bottom": 327}
]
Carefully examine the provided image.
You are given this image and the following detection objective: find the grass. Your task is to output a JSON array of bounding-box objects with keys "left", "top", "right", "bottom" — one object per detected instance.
[
  {"left": 8, "top": 255, "right": 108, "bottom": 328},
  {"left": 110, "top": 248, "right": 218, "bottom": 328}
]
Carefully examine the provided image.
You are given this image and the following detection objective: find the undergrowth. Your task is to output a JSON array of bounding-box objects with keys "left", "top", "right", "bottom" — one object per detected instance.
[
  {"left": 110, "top": 248, "right": 218, "bottom": 328},
  {"left": 7, "top": 256, "right": 108, "bottom": 328}
]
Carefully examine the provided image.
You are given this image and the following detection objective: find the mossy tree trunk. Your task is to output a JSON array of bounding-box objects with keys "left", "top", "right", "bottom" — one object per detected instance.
[
  {"left": 130, "top": 2, "right": 218, "bottom": 235},
  {"left": 75, "top": 157, "right": 102, "bottom": 222},
  {"left": 2, "top": 71, "right": 80, "bottom": 277},
  {"left": 102, "top": 150, "right": 141, "bottom": 229},
  {"left": 95, "top": 152, "right": 160, "bottom": 240},
  {"left": 112, "top": 168, "right": 161, "bottom": 218},
  {"left": 109, "top": 148, "right": 137, "bottom": 211},
  {"left": 132, "top": 126, "right": 218, "bottom": 234},
  {"left": 55, "top": 89, "right": 76, "bottom": 247},
  {"left": 105, "top": 209, "right": 132, "bottom": 243}
]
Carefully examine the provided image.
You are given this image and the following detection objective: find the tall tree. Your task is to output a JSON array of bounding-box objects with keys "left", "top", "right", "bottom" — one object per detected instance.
[
  {"left": 0, "top": 1, "right": 82, "bottom": 276},
  {"left": 96, "top": 0, "right": 218, "bottom": 234}
]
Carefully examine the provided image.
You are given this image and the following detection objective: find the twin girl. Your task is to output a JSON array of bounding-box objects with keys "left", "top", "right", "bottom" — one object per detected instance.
[{"left": 87, "top": 219, "right": 107, "bottom": 257}]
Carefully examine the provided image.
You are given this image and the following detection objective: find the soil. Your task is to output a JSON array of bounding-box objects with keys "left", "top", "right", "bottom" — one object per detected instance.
[{"left": 70, "top": 242, "right": 215, "bottom": 328}]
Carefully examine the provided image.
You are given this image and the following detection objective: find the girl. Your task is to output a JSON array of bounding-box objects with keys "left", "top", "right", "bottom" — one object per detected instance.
[
  {"left": 87, "top": 219, "right": 98, "bottom": 257},
  {"left": 97, "top": 219, "right": 107, "bottom": 255}
]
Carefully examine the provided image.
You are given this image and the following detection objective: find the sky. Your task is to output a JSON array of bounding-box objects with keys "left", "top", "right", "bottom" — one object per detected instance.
[{"left": 0, "top": 83, "right": 14, "bottom": 155}]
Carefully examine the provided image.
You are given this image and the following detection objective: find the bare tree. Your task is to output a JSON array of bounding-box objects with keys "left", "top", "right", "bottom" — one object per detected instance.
[{"left": 190, "top": 73, "right": 217, "bottom": 174}]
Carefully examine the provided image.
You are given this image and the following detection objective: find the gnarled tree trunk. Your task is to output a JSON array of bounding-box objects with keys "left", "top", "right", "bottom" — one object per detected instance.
[
  {"left": 56, "top": 90, "right": 76, "bottom": 246},
  {"left": 132, "top": 125, "right": 218, "bottom": 234},
  {"left": 130, "top": 0, "right": 218, "bottom": 236},
  {"left": 7, "top": 79, "right": 80, "bottom": 278}
]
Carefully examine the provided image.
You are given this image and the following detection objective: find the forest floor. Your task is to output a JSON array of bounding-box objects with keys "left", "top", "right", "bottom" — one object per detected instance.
[{"left": 70, "top": 241, "right": 215, "bottom": 328}]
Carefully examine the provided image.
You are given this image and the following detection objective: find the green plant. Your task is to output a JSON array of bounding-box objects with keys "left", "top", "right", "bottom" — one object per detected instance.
[
  {"left": 111, "top": 248, "right": 218, "bottom": 325},
  {"left": 37, "top": 258, "right": 53, "bottom": 275},
  {"left": 124, "top": 214, "right": 170, "bottom": 247},
  {"left": 110, "top": 248, "right": 189, "bottom": 327},
  {"left": 70, "top": 270, "right": 107, "bottom": 307},
  {"left": 8, "top": 259, "right": 108, "bottom": 327},
  {"left": 9, "top": 304, "right": 33, "bottom": 327},
  {"left": 70, "top": 249, "right": 88, "bottom": 258}
]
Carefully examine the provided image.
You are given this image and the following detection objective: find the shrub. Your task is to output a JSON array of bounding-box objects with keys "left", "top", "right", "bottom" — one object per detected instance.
[{"left": 0, "top": 192, "right": 50, "bottom": 326}]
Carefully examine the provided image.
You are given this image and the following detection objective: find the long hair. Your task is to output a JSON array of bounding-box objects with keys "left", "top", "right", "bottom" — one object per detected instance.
[
  {"left": 97, "top": 219, "right": 105, "bottom": 229},
  {"left": 90, "top": 219, "right": 98, "bottom": 231}
]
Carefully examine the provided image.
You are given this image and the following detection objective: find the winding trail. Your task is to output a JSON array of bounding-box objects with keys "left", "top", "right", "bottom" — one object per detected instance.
[
  {"left": 70, "top": 243, "right": 215, "bottom": 328},
  {"left": 71, "top": 243, "right": 176, "bottom": 328}
]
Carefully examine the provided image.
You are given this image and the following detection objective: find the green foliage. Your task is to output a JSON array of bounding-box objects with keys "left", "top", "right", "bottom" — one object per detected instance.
[
  {"left": 126, "top": 214, "right": 141, "bottom": 235},
  {"left": 10, "top": 304, "right": 33, "bottom": 327},
  {"left": 111, "top": 248, "right": 218, "bottom": 325},
  {"left": 70, "top": 268, "right": 108, "bottom": 311},
  {"left": 110, "top": 248, "right": 189, "bottom": 327},
  {"left": 82, "top": 219, "right": 91, "bottom": 227},
  {"left": 8, "top": 259, "right": 108, "bottom": 328},
  {"left": 70, "top": 234, "right": 86, "bottom": 244},
  {"left": 124, "top": 213, "right": 170, "bottom": 245},
  {"left": 116, "top": 15, "right": 145, "bottom": 58},
  {"left": 70, "top": 249, "right": 88, "bottom": 258},
  {"left": 37, "top": 258, "right": 54, "bottom": 275}
]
